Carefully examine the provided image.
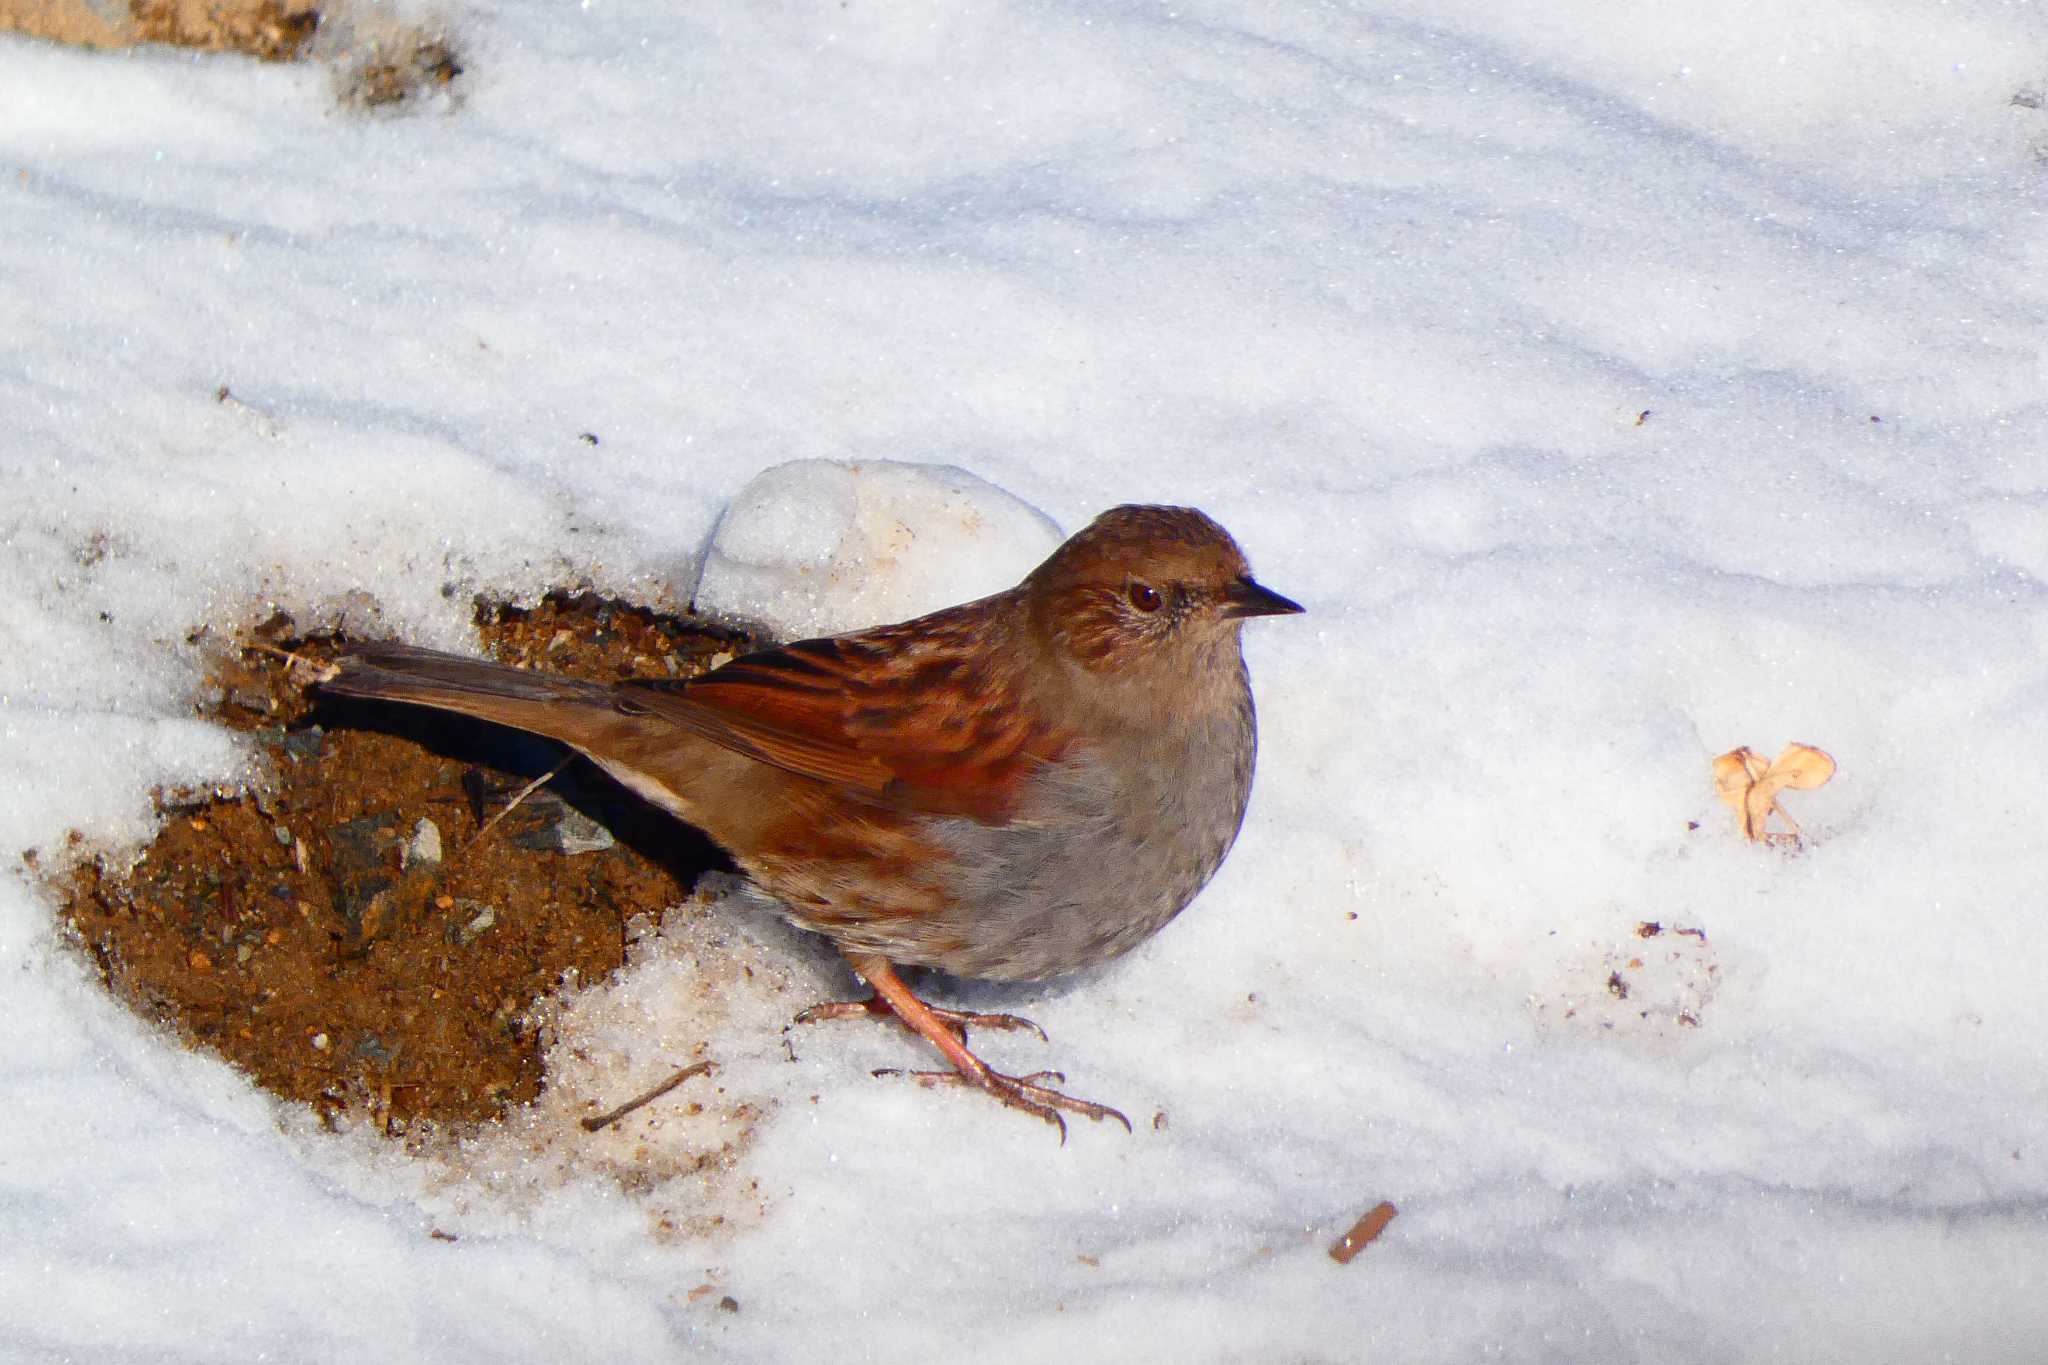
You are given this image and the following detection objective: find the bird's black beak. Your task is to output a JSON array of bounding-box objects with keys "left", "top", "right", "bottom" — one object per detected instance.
[{"left": 1220, "top": 576, "right": 1305, "bottom": 619}]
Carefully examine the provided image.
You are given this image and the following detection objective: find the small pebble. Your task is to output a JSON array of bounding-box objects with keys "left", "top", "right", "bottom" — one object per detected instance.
[
  {"left": 457, "top": 903, "right": 497, "bottom": 946},
  {"left": 281, "top": 727, "right": 324, "bottom": 762},
  {"left": 226, "top": 686, "right": 272, "bottom": 714},
  {"left": 404, "top": 817, "right": 443, "bottom": 868},
  {"left": 511, "top": 806, "right": 616, "bottom": 855}
]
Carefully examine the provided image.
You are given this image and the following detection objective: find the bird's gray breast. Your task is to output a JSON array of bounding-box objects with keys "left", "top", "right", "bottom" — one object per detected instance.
[{"left": 916, "top": 673, "right": 1258, "bottom": 981}]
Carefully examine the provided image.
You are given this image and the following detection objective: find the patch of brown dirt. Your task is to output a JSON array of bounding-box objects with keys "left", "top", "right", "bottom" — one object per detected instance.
[
  {"left": 2, "top": 0, "right": 464, "bottom": 114},
  {"left": 52, "top": 593, "right": 756, "bottom": 1134},
  {"left": 131, "top": 0, "right": 317, "bottom": 59},
  {"left": 335, "top": 25, "right": 460, "bottom": 109},
  {"left": 1, "top": 0, "right": 319, "bottom": 60}
]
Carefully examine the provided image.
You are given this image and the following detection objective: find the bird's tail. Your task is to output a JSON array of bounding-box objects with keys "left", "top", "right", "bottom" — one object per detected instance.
[{"left": 319, "top": 641, "right": 622, "bottom": 746}]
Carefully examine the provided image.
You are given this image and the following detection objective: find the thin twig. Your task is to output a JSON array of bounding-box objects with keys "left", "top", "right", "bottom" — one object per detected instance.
[
  {"left": 581, "top": 1060, "right": 716, "bottom": 1132},
  {"left": 454, "top": 756, "right": 574, "bottom": 865},
  {"left": 239, "top": 638, "right": 337, "bottom": 684}
]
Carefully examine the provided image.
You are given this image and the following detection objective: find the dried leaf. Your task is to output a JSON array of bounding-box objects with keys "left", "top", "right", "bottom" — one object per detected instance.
[
  {"left": 1713, "top": 748, "right": 1764, "bottom": 808},
  {"left": 1710, "top": 743, "right": 1836, "bottom": 843},
  {"left": 1768, "top": 743, "right": 1835, "bottom": 791}
]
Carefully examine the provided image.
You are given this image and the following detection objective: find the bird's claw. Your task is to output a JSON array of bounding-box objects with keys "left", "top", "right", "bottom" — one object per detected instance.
[{"left": 873, "top": 1064, "right": 1132, "bottom": 1141}]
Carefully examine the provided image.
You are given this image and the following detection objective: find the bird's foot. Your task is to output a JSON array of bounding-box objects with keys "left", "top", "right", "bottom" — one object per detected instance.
[
  {"left": 874, "top": 1063, "right": 1131, "bottom": 1142},
  {"left": 807, "top": 953, "right": 1130, "bottom": 1142}
]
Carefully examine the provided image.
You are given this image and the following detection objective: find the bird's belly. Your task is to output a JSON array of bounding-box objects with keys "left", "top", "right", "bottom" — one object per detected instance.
[{"left": 905, "top": 743, "right": 1250, "bottom": 981}]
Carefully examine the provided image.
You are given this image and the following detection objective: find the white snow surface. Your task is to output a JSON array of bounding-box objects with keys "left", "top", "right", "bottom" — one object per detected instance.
[{"left": 4, "top": 2, "right": 2047, "bottom": 1361}]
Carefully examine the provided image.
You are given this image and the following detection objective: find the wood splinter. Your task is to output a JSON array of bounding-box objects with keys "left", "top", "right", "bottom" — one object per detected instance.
[
  {"left": 580, "top": 1059, "right": 716, "bottom": 1132},
  {"left": 1328, "top": 1200, "right": 1399, "bottom": 1264}
]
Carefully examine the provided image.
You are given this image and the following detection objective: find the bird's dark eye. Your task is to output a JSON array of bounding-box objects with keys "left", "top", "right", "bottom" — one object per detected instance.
[{"left": 1128, "top": 581, "right": 1163, "bottom": 613}]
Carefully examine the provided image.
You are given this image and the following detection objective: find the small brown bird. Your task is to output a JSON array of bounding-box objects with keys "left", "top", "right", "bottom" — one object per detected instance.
[{"left": 320, "top": 504, "right": 1301, "bottom": 1136}]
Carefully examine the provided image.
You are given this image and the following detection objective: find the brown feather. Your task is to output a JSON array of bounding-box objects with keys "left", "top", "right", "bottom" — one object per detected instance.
[{"left": 615, "top": 599, "right": 1067, "bottom": 822}]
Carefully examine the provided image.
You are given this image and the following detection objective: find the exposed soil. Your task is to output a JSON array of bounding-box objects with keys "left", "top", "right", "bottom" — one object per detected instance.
[
  {"left": 2, "top": 0, "right": 462, "bottom": 112},
  {"left": 1, "top": 0, "right": 318, "bottom": 60},
  {"left": 50, "top": 593, "right": 756, "bottom": 1134}
]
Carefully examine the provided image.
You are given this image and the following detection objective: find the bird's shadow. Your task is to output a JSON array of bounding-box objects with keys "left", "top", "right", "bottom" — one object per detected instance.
[{"left": 310, "top": 693, "right": 733, "bottom": 891}]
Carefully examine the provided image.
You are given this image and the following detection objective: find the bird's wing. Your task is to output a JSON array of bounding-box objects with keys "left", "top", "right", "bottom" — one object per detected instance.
[{"left": 614, "top": 615, "right": 1059, "bottom": 822}]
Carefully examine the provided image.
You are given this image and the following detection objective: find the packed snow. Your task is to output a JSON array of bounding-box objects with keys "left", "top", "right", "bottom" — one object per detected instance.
[
  {"left": 3, "top": 1, "right": 2046, "bottom": 1360},
  {"left": 694, "top": 459, "right": 1061, "bottom": 638}
]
